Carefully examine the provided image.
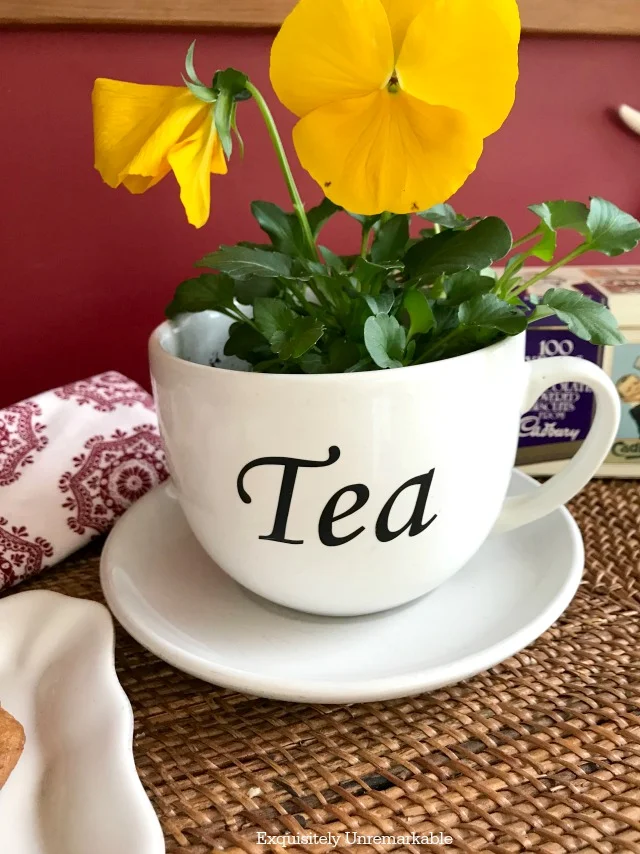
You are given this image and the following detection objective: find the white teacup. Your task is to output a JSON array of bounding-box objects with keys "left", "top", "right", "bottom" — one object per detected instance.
[{"left": 150, "top": 318, "right": 619, "bottom": 616}]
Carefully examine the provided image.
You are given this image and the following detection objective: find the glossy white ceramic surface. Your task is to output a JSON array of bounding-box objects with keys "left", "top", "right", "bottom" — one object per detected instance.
[
  {"left": 150, "top": 322, "right": 615, "bottom": 615},
  {"left": 0, "top": 591, "right": 165, "bottom": 854},
  {"left": 101, "top": 471, "right": 584, "bottom": 704}
]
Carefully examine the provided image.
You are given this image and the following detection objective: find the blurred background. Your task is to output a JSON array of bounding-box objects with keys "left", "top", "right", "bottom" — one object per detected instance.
[{"left": 1, "top": 1, "right": 639, "bottom": 406}]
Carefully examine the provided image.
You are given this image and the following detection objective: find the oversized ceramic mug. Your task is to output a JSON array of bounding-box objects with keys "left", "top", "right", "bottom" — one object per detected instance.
[{"left": 150, "top": 318, "right": 619, "bottom": 616}]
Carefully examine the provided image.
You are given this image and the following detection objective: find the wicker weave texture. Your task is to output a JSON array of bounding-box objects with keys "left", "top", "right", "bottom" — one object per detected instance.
[{"left": 15, "top": 478, "right": 640, "bottom": 853}]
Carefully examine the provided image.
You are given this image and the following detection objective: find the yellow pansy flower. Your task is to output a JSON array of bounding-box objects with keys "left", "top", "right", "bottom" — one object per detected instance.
[
  {"left": 270, "top": 0, "right": 520, "bottom": 215},
  {"left": 92, "top": 79, "right": 227, "bottom": 228}
]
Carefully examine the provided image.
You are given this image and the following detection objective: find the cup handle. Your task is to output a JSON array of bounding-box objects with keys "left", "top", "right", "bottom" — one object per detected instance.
[{"left": 493, "top": 356, "right": 620, "bottom": 534}]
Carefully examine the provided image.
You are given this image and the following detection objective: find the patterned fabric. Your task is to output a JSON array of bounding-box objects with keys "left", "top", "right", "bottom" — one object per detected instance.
[{"left": 0, "top": 373, "right": 167, "bottom": 591}]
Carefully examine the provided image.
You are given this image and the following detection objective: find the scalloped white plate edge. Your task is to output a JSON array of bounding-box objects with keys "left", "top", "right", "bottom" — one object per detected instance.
[{"left": 0, "top": 589, "right": 165, "bottom": 854}]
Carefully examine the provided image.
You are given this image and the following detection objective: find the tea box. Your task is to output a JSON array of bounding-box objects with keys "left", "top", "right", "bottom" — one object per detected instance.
[{"left": 516, "top": 266, "right": 640, "bottom": 478}]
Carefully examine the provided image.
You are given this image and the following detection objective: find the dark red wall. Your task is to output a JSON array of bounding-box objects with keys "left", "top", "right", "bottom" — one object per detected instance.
[{"left": 1, "top": 30, "right": 639, "bottom": 407}]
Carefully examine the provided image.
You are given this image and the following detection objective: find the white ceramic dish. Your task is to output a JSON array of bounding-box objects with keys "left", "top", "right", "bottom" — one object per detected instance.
[
  {"left": 0, "top": 590, "right": 165, "bottom": 854},
  {"left": 101, "top": 470, "right": 584, "bottom": 704}
]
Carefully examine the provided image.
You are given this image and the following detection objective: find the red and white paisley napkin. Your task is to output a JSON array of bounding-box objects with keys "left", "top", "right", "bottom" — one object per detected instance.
[{"left": 0, "top": 372, "right": 168, "bottom": 592}]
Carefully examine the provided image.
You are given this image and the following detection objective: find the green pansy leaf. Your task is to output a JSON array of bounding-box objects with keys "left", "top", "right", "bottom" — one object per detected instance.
[
  {"left": 352, "top": 257, "right": 393, "bottom": 292},
  {"left": 253, "top": 299, "right": 324, "bottom": 360},
  {"left": 363, "top": 293, "right": 395, "bottom": 315},
  {"left": 306, "top": 198, "right": 342, "bottom": 237},
  {"left": 432, "top": 302, "right": 459, "bottom": 335},
  {"left": 539, "top": 288, "right": 626, "bottom": 344},
  {"left": 362, "top": 295, "right": 378, "bottom": 315},
  {"left": 233, "top": 276, "right": 278, "bottom": 305},
  {"left": 417, "top": 203, "right": 457, "bottom": 227},
  {"left": 370, "top": 215, "right": 410, "bottom": 264},
  {"left": 529, "top": 220, "right": 557, "bottom": 262},
  {"left": 529, "top": 200, "right": 590, "bottom": 236},
  {"left": 250, "top": 201, "right": 305, "bottom": 255},
  {"left": 300, "top": 352, "right": 328, "bottom": 374},
  {"left": 585, "top": 197, "right": 640, "bottom": 256},
  {"left": 319, "top": 245, "right": 347, "bottom": 272},
  {"left": 165, "top": 274, "right": 235, "bottom": 318},
  {"left": 328, "top": 338, "right": 362, "bottom": 372},
  {"left": 236, "top": 241, "right": 275, "bottom": 251},
  {"left": 251, "top": 359, "right": 284, "bottom": 373},
  {"left": 405, "top": 217, "right": 513, "bottom": 281},
  {"left": 343, "top": 298, "right": 373, "bottom": 341},
  {"left": 375, "top": 292, "right": 396, "bottom": 314},
  {"left": 297, "top": 259, "right": 327, "bottom": 278},
  {"left": 403, "top": 290, "right": 435, "bottom": 339},
  {"left": 348, "top": 212, "right": 381, "bottom": 228},
  {"left": 443, "top": 270, "right": 496, "bottom": 306},
  {"left": 196, "top": 246, "right": 293, "bottom": 279},
  {"left": 418, "top": 204, "right": 480, "bottom": 231},
  {"left": 340, "top": 254, "right": 360, "bottom": 269},
  {"left": 424, "top": 274, "right": 446, "bottom": 301},
  {"left": 253, "top": 297, "right": 295, "bottom": 342},
  {"left": 344, "top": 357, "right": 373, "bottom": 373},
  {"left": 271, "top": 316, "right": 325, "bottom": 360},
  {"left": 312, "top": 272, "right": 345, "bottom": 296},
  {"left": 458, "top": 294, "right": 528, "bottom": 336},
  {"left": 223, "top": 322, "right": 270, "bottom": 360},
  {"left": 312, "top": 274, "right": 352, "bottom": 312},
  {"left": 364, "top": 313, "right": 406, "bottom": 369}
]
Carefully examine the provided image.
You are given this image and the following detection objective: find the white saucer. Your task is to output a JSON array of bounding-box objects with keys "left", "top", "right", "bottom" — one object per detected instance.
[{"left": 101, "top": 471, "right": 583, "bottom": 704}]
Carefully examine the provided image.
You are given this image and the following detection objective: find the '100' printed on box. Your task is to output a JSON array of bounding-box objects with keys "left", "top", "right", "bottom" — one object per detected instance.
[{"left": 515, "top": 266, "right": 640, "bottom": 478}]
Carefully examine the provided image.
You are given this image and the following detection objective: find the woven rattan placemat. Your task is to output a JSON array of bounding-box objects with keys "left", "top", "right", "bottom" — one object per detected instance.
[{"left": 11, "top": 478, "right": 640, "bottom": 853}]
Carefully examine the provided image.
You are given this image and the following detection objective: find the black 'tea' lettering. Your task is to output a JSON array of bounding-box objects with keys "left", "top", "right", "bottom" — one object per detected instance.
[
  {"left": 318, "top": 484, "right": 370, "bottom": 546},
  {"left": 236, "top": 446, "right": 437, "bottom": 546},
  {"left": 237, "top": 446, "right": 341, "bottom": 544},
  {"left": 375, "top": 470, "right": 438, "bottom": 542}
]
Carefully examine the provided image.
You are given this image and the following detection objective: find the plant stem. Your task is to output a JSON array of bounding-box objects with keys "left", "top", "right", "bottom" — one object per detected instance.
[
  {"left": 231, "top": 308, "right": 260, "bottom": 330},
  {"left": 528, "top": 305, "right": 555, "bottom": 323},
  {"left": 512, "top": 226, "right": 540, "bottom": 249},
  {"left": 414, "top": 327, "right": 463, "bottom": 365},
  {"left": 213, "top": 304, "right": 258, "bottom": 330},
  {"left": 495, "top": 229, "right": 544, "bottom": 297},
  {"left": 509, "top": 245, "right": 587, "bottom": 297},
  {"left": 496, "top": 261, "right": 524, "bottom": 299},
  {"left": 246, "top": 81, "right": 317, "bottom": 260},
  {"left": 360, "top": 226, "right": 372, "bottom": 258},
  {"left": 285, "top": 279, "right": 311, "bottom": 311}
]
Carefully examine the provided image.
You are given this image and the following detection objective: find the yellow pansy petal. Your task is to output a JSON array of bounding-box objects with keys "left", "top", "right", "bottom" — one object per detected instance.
[
  {"left": 92, "top": 79, "right": 209, "bottom": 187},
  {"left": 379, "top": 0, "right": 428, "bottom": 58},
  {"left": 396, "top": 0, "right": 520, "bottom": 137},
  {"left": 270, "top": 0, "right": 394, "bottom": 118},
  {"left": 121, "top": 171, "right": 169, "bottom": 194},
  {"left": 167, "top": 114, "right": 227, "bottom": 228},
  {"left": 292, "top": 90, "right": 483, "bottom": 216}
]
